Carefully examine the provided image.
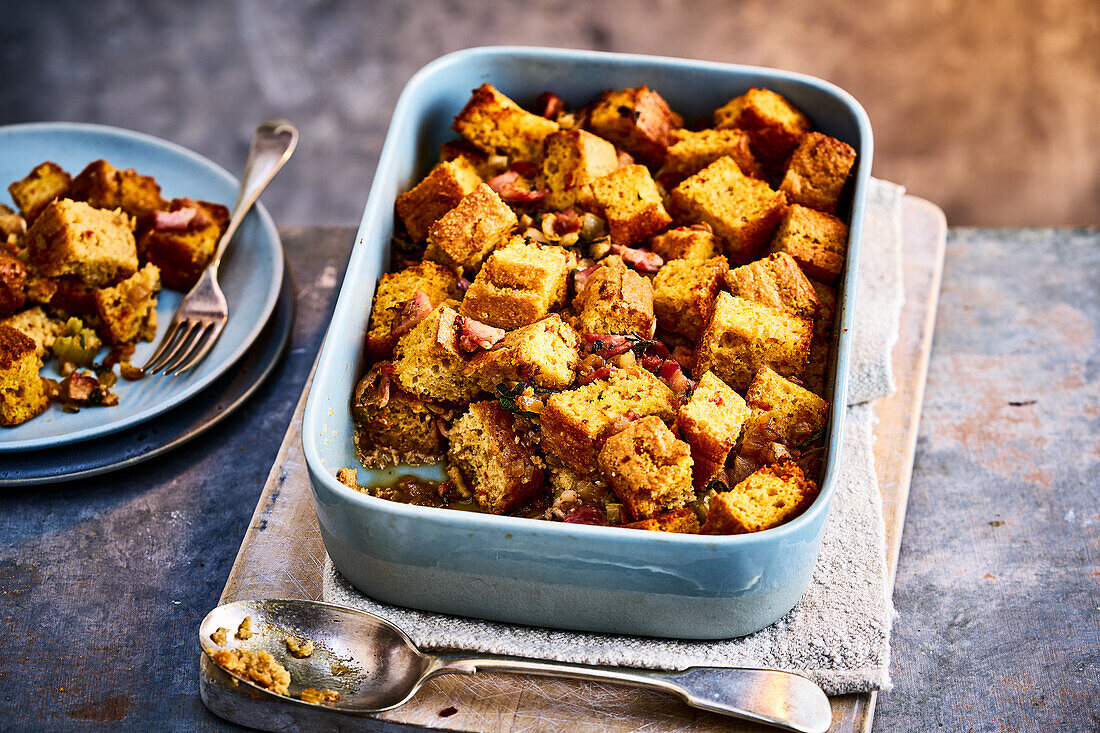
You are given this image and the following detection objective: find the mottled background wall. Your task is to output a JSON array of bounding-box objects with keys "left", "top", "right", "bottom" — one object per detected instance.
[{"left": 2, "top": 0, "right": 1097, "bottom": 226}]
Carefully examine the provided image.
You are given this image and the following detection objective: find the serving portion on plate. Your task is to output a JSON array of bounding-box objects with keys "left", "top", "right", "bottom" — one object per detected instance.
[
  {"left": 304, "top": 47, "right": 872, "bottom": 638},
  {"left": 0, "top": 123, "right": 283, "bottom": 452}
]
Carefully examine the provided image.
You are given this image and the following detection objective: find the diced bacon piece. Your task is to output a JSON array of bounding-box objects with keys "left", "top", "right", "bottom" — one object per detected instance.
[
  {"left": 577, "top": 365, "right": 612, "bottom": 386},
  {"left": 657, "top": 359, "right": 696, "bottom": 402},
  {"left": 574, "top": 264, "right": 599, "bottom": 292},
  {"left": 610, "top": 243, "right": 663, "bottom": 274},
  {"left": 536, "top": 91, "right": 565, "bottom": 120},
  {"left": 583, "top": 333, "right": 631, "bottom": 357},
  {"left": 563, "top": 505, "right": 608, "bottom": 526},
  {"left": 458, "top": 316, "right": 506, "bottom": 353},
  {"left": 354, "top": 362, "right": 394, "bottom": 410},
  {"left": 487, "top": 170, "right": 547, "bottom": 203},
  {"left": 390, "top": 289, "right": 432, "bottom": 338},
  {"left": 153, "top": 207, "right": 210, "bottom": 232},
  {"left": 551, "top": 208, "right": 581, "bottom": 235}
]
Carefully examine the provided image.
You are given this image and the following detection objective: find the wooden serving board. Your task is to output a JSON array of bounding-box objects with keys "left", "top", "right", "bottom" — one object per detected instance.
[{"left": 207, "top": 196, "right": 947, "bottom": 732}]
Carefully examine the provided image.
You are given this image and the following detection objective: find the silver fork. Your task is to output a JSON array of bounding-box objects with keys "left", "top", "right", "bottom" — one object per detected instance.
[{"left": 143, "top": 120, "right": 298, "bottom": 375}]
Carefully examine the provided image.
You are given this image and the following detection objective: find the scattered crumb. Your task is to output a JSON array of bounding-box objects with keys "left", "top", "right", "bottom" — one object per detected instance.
[
  {"left": 236, "top": 616, "right": 254, "bottom": 640},
  {"left": 210, "top": 627, "right": 230, "bottom": 646},
  {"left": 439, "top": 706, "right": 458, "bottom": 717},
  {"left": 209, "top": 648, "right": 290, "bottom": 696},
  {"left": 988, "top": 520, "right": 1004, "bottom": 527},
  {"left": 300, "top": 687, "right": 340, "bottom": 705},
  {"left": 285, "top": 635, "right": 314, "bottom": 659}
]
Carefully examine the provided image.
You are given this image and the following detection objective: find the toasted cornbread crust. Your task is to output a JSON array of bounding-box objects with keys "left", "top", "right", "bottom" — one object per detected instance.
[
  {"left": 467, "top": 314, "right": 580, "bottom": 391},
  {"left": 452, "top": 83, "right": 559, "bottom": 162},
  {"left": 770, "top": 204, "right": 850, "bottom": 284},
  {"left": 93, "top": 263, "right": 161, "bottom": 344},
  {"left": 449, "top": 400, "right": 545, "bottom": 514},
  {"left": 27, "top": 199, "right": 138, "bottom": 287},
  {"left": 713, "top": 88, "right": 812, "bottom": 171},
  {"left": 650, "top": 225, "right": 721, "bottom": 262},
  {"left": 587, "top": 86, "right": 683, "bottom": 165},
  {"left": 702, "top": 461, "right": 818, "bottom": 534},
  {"left": 598, "top": 415, "right": 694, "bottom": 521},
  {"left": 459, "top": 238, "right": 574, "bottom": 330},
  {"left": 742, "top": 366, "right": 829, "bottom": 447},
  {"left": 395, "top": 158, "right": 483, "bottom": 242},
  {"left": 779, "top": 132, "right": 856, "bottom": 214},
  {"left": 391, "top": 304, "right": 480, "bottom": 403},
  {"left": 652, "top": 256, "right": 729, "bottom": 339},
  {"left": 676, "top": 371, "right": 749, "bottom": 465},
  {"left": 0, "top": 324, "right": 49, "bottom": 426},
  {"left": 424, "top": 184, "right": 518, "bottom": 273},
  {"left": 670, "top": 156, "right": 787, "bottom": 264},
  {"left": 138, "top": 197, "right": 229, "bottom": 291},
  {"left": 541, "top": 129, "right": 619, "bottom": 211},
  {"left": 366, "top": 261, "right": 459, "bottom": 359},
  {"left": 661, "top": 128, "right": 762, "bottom": 183},
  {"left": 725, "top": 251, "right": 821, "bottom": 318},
  {"left": 575, "top": 256, "right": 655, "bottom": 337},
  {"left": 588, "top": 164, "right": 672, "bottom": 246},
  {"left": 8, "top": 162, "right": 72, "bottom": 223},
  {"left": 622, "top": 507, "right": 700, "bottom": 533}
]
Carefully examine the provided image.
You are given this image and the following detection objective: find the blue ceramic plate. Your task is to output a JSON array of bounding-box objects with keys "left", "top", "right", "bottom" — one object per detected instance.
[
  {"left": 303, "top": 47, "right": 873, "bottom": 639},
  {"left": 0, "top": 123, "right": 283, "bottom": 452}
]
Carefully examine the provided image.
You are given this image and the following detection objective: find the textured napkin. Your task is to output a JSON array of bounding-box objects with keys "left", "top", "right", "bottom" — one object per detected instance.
[{"left": 324, "top": 179, "right": 905, "bottom": 695}]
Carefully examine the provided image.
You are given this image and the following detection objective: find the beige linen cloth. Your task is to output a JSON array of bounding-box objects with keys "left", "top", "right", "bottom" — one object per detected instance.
[{"left": 324, "top": 179, "right": 906, "bottom": 695}]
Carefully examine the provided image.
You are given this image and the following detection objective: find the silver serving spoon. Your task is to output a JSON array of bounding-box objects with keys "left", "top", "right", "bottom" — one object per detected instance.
[{"left": 199, "top": 599, "right": 831, "bottom": 733}]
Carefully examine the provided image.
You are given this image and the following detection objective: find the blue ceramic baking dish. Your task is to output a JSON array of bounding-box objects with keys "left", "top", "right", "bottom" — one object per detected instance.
[{"left": 303, "top": 46, "right": 872, "bottom": 639}]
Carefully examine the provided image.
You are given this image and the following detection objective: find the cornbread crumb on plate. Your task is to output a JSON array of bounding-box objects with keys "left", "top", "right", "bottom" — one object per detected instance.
[
  {"left": 300, "top": 687, "right": 340, "bottom": 705},
  {"left": 208, "top": 648, "right": 291, "bottom": 697},
  {"left": 209, "top": 627, "right": 230, "bottom": 646},
  {"left": 285, "top": 635, "right": 314, "bottom": 659},
  {"left": 235, "top": 615, "right": 254, "bottom": 640}
]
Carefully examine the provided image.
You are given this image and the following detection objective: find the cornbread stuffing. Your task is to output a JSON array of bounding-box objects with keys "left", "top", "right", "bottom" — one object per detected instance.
[
  {"left": 208, "top": 648, "right": 290, "bottom": 697},
  {"left": 236, "top": 616, "right": 255, "bottom": 640},
  {"left": 285, "top": 636, "right": 314, "bottom": 658},
  {"left": 343, "top": 81, "right": 855, "bottom": 534}
]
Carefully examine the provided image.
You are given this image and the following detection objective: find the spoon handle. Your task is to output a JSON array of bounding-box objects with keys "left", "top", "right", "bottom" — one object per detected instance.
[{"left": 427, "top": 654, "right": 831, "bottom": 733}]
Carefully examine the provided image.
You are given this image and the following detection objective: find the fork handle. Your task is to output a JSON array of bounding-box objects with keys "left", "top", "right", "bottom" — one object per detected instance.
[{"left": 210, "top": 120, "right": 299, "bottom": 272}]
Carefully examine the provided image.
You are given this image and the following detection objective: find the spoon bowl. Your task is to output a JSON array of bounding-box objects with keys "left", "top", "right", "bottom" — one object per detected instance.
[{"left": 199, "top": 599, "right": 832, "bottom": 733}]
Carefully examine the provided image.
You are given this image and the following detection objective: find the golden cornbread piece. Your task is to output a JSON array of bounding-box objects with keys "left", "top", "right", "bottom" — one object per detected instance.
[
  {"left": 395, "top": 157, "right": 483, "bottom": 242},
  {"left": 575, "top": 256, "right": 655, "bottom": 337},
  {"left": 742, "top": 366, "right": 829, "bottom": 447},
  {"left": 540, "top": 366, "right": 677, "bottom": 476},
  {"left": 466, "top": 314, "right": 580, "bottom": 391},
  {"left": 779, "top": 132, "right": 857, "bottom": 214},
  {"left": 138, "top": 197, "right": 230, "bottom": 291},
  {"left": 661, "top": 128, "right": 762, "bottom": 183},
  {"left": 424, "top": 184, "right": 517, "bottom": 274},
  {"left": 27, "top": 199, "right": 138, "bottom": 287},
  {"left": 650, "top": 225, "right": 721, "bottom": 262},
  {"left": 770, "top": 204, "right": 850, "bottom": 284},
  {"left": 365, "top": 261, "right": 459, "bottom": 359},
  {"left": 587, "top": 85, "right": 683, "bottom": 165},
  {"left": 597, "top": 415, "right": 694, "bottom": 521},
  {"left": 588, "top": 164, "right": 672, "bottom": 246},
  {"left": 694, "top": 292, "right": 812, "bottom": 391},
  {"left": 208, "top": 648, "right": 290, "bottom": 697},
  {"left": 652, "top": 255, "right": 729, "bottom": 339},
  {"left": 93, "top": 263, "right": 161, "bottom": 345},
  {"left": 622, "top": 507, "right": 700, "bottom": 533},
  {"left": 448, "top": 400, "right": 545, "bottom": 515},
  {"left": 459, "top": 238, "right": 574, "bottom": 330},
  {"left": 351, "top": 371, "right": 445, "bottom": 468},
  {"left": 8, "top": 161, "right": 72, "bottom": 222},
  {"left": 714, "top": 88, "right": 812, "bottom": 170},
  {"left": 70, "top": 159, "right": 167, "bottom": 222},
  {"left": 236, "top": 616, "right": 254, "bottom": 640},
  {"left": 0, "top": 325, "right": 49, "bottom": 426},
  {"left": 285, "top": 636, "right": 314, "bottom": 658},
  {"left": 804, "top": 280, "right": 837, "bottom": 395},
  {"left": 725, "top": 251, "right": 821, "bottom": 318},
  {"left": 670, "top": 156, "right": 787, "bottom": 264},
  {"left": 452, "top": 83, "right": 559, "bottom": 162},
  {"left": 676, "top": 371, "right": 749, "bottom": 465},
  {"left": 1, "top": 306, "right": 62, "bottom": 360},
  {"left": 702, "top": 461, "right": 818, "bottom": 534},
  {"left": 391, "top": 304, "right": 479, "bottom": 402},
  {"left": 540, "top": 129, "right": 619, "bottom": 211},
  {"left": 0, "top": 254, "right": 27, "bottom": 317},
  {"left": 210, "top": 627, "right": 229, "bottom": 646}
]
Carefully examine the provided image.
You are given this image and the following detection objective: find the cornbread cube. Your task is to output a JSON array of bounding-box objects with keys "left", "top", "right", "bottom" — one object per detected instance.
[
  {"left": 26, "top": 199, "right": 138, "bottom": 287},
  {"left": 779, "top": 132, "right": 857, "bottom": 214},
  {"left": 448, "top": 401, "right": 545, "bottom": 514},
  {"left": 391, "top": 304, "right": 479, "bottom": 402},
  {"left": 540, "top": 129, "right": 619, "bottom": 211},
  {"left": 366, "top": 261, "right": 459, "bottom": 359},
  {"left": 622, "top": 507, "right": 700, "bottom": 533},
  {"left": 587, "top": 86, "right": 683, "bottom": 165},
  {"left": 0, "top": 306, "right": 62, "bottom": 360},
  {"left": 597, "top": 415, "right": 694, "bottom": 521},
  {"left": 70, "top": 159, "right": 167, "bottom": 221},
  {"left": 650, "top": 225, "right": 721, "bottom": 262},
  {"left": 424, "top": 184, "right": 517, "bottom": 273},
  {"left": 713, "top": 88, "right": 812, "bottom": 170},
  {"left": 451, "top": 83, "right": 559, "bottom": 162},
  {"left": 725, "top": 252, "right": 820, "bottom": 318},
  {"left": 770, "top": 204, "right": 849, "bottom": 284},
  {"left": 661, "top": 128, "right": 762, "bottom": 183},
  {"left": 207, "top": 648, "right": 290, "bottom": 697},
  {"left": 670, "top": 156, "right": 787, "bottom": 264},
  {"left": 694, "top": 292, "right": 812, "bottom": 391},
  {"left": 540, "top": 366, "right": 677, "bottom": 475},
  {"left": 466, "top": 314, "right": 580, "bottom": 391},
  {"left": 588, "top": 164, "right": 672, "bottom": 246},
  {"left": 575, "top": 256, "right": 655, "bottom": 337},
  {"left": 439, "top": 143, "right": 498, "bottom": 179},
  {"left": 351, "top": 369, "right": 445, "bottom": 467},
  {"left": 93, "top": 263, "right": 161, "bottom": 344},
  {"left": 0, "top": 325, "right": 49, "bottom": 426},
  {"left": 676, "top": 371, "right": 749, "bottom": 465},
  {"left": 652, "top": 256, "right": 729, "bottom": 339},
  {"left": 138, "top": 197, "right": 229, "bottom": 291},
  {"left": 742, "top": 366, "right": 829, "bottom": 446},
  {"left": 459, "top": 238, "right": 574, "bottom": 330},
  {"left": 702, "top": 461, "right": 818, "bottom": 534},
  {"left": 8, "top": 161, "right": 72, "bottom": 222},
  {"left": 395, "top": 157, "right": 483, "bottom": 242},
  {"left": 804, "top": 281, "right": 837, "bottom": 395}
]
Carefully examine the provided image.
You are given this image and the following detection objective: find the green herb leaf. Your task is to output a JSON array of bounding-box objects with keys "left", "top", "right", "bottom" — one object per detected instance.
[{"left": 792, "top": 428, "right": 826, "bottom": 450}]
